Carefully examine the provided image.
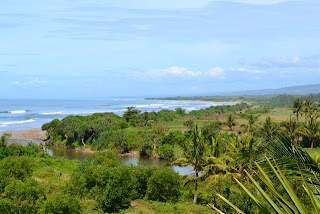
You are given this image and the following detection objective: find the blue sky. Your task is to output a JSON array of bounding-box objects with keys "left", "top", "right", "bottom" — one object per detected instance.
[{"left": 1, "top": 0, "right": 319, "bottom": 98}]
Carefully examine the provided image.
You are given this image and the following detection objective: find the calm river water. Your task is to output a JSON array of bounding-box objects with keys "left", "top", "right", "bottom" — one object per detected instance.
[{"left": 45, "top": 146, "right": 194, "bottom": 175}]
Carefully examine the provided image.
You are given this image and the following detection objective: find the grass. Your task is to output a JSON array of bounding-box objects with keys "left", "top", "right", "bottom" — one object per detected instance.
[
  {"left": 122, "top": 200, "right": 213, "bottom": 214},
  {"left": 304, "top": 148, "right": 320, "bottom": 159}
]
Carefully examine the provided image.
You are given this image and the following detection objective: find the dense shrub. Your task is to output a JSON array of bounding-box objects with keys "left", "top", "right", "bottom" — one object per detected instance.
[
  {"left": 146, "top": 168, "right": 181, "bottom": 202},
  {"left": 159, "top": 144, "right": 175, "bottom": 160},
  {"left": 39, "top": 193, "right": 82, "bottom": 214}
]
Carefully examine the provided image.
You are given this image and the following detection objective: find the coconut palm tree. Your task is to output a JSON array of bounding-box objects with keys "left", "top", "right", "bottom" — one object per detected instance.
[
  {"left": 260, "top": 116, "right": 278, "bottom": 138},
  {"left": 174, "top": 123, "right": 207, "bottom": 204},
  {"left": 280, "top": 116, "right": 301, "bottom": 145},
  {"left": 225, "top": 114, "right": 236, "bottom": 131},
  {"left": 302, "top": 98, "right": 313, "bottom": 125},
  {"left": 292, "top": 98, "right": 302, "bottom": 123},
  {"left": 298, "top": 116, "right": 320, "bottom": 148},
  {"left": 209, "top": 135, "right": 320, "bottom": 213}
]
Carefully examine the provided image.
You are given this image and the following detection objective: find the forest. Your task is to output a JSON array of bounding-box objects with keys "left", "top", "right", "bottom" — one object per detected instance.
[{"left": 1, "top": 96, "right": 320, "bottom": 213}]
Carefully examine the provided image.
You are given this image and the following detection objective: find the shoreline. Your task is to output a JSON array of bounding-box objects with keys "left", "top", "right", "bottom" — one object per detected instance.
[
  {"left": 0, "top": 128, "right": 140, "bottom": 157},
  {"left": 0, "top": 128, "right": 47, "bottom": 145}
]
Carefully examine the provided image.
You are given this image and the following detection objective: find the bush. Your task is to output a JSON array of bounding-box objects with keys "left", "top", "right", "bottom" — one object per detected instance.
[
  {"left": 100, "top": 167, "right": 137, "bottom": 213},
  {"left": 2, "top": 178, "right": 45, "bottom": 213},
  {"left": 159, "top": 144, "right": 175, "bottom": 160},
  {"left": 146, "top": 168, "right": 181, "bottom": 202},
  {"left": 39, "top": 193, "right": 82, "bottom": 214}
]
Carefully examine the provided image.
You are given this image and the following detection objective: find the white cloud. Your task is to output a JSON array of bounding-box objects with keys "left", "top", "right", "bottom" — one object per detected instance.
[
  {"left": 92, "top": 0, "right": 299, "bottom": 10},
  {"left": 206, "top": 67, "right": 225, "bottom": 78},
  {"left": 250, "top": 55, "right": 318, "bottom": 68},
  {"left": 103, "top": 0, "right": 214, "bottom": 9},
  {"left": 161, "top": 66, "right": 201, "bottom": 76},
  {"left": 12, "top": 77, "right": 47, "bottom": 88},
  {"left": 132, "top": 65, "right": 268, "bottom": 81},
  {"left": 230, "top": 67, "right": 264, "bottom": 73},
  {"left": 231, "top": 0, "right": 300, "bottom": 5}
]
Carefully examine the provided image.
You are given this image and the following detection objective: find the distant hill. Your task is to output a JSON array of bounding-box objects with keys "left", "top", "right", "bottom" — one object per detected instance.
[{"left": 224, "top": 84, "right": 320, "bottom": 95}]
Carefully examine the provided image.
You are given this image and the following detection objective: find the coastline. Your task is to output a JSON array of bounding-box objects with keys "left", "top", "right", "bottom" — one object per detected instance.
[
  {"left": 0, "top": 128, "right": 47, "bottom": 145},
  {"left": 0, "top": 128, "right": 140, "bottom": 157}
]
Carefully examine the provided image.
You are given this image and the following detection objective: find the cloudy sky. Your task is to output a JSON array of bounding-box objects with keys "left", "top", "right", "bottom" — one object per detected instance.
[{"left": 1, "top": 0, "right": 319, "bottom": 98}]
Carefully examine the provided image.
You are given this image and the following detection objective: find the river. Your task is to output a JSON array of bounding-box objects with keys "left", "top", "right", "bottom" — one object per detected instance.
[{"left": 45, "top": 146, "right": 194, "bottom": 175}]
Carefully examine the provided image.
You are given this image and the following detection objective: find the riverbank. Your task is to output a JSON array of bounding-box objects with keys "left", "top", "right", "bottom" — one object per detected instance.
[{"left": 0, "top": 128, "right": 142, "bottom": 157}]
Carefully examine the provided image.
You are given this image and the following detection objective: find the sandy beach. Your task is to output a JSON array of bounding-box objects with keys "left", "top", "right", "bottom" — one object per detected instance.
[{"left": 0, "top": 128, "right": 47, "bottom": 145}]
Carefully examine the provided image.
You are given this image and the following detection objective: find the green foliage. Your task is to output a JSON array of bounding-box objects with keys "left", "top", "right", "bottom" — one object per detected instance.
[
  {"left": 201, "top": 121, "right": 222, "bottom": 140},
  {"left": 160, "top": 130, "right": 185, "bottom": 146},
  {"left": 175, "top": 107, "right": 186, "bottom": 116},
  {"left": 123, "top": 106, "right": 141, "bottom": 126},
  {"left": 225, "top": 114, "right": 237, "bottom": 131},
  {"left": 0, "top": 156, "right": 33, "bottom": 189},
  {"left": 100, "top": 166, "right": 138, "bottom": 213},
  {"left": 39, "top": 193, "right": 82, "bottom": 214},
  {"left": 159, "top": 144, "right": 175, "bottom": 160},
  {"left": 188, "top": 103, "right": 250, "bottom": 117},
  {"left": 42, "top": 113, "right": 127, "bottom": 147},
  {"left": 245, "top": 107, "right": 270, "bottom": 114},
  {"left": 183, "top": 119, "right": 195, "bottom": 130},
  {"left": 207, "top": 175, "right": 259, "bottom": 213},
  {"left": 2, "top": 178, "right": 45, "bottom": 213},
  {"left": 146, "top": 168, "right": 181, "bottom": 202},
  {"left": 0, "top": 133, "right": 10, "bottom": 148},
  {"left": 122, "top": 200, "right": 212, "bottom": 214}
]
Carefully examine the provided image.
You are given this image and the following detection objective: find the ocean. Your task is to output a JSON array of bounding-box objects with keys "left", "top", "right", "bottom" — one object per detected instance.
[{"left": 0, "top": 98, "right": 219, "bottom": 131}]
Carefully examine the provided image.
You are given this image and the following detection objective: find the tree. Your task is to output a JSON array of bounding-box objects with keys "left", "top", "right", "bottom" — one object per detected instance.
[
  {"left": 146, "top": 168, "right": 181, "bottom": 202},
  {"left": 280, "top": 116, "right": 300, "bottom": 144},
  {"left": 174, "top": 123, "right": 206, "bottom": 203},
  {"left": 210, "top": 136, "right": 320, "bottom": 214},
  {"left": 226, "top": 114, "right": 237, "bottom": 131},
  {"left": 175, "top": 107, "right": 186, "bottom": 116},
  {"left": 298, "top": 117, "right": 320, "bottom": 148},
  {"left": 0, "top": 133, "right": 10, "bottom": 148},
  {"left": 123, "top": 106, "right": 141, "bottom": 126},
  {"left": 100, "top": 167, "right": 137, "bottom": 213},
  {"left": 247, "top": 114, "right": 259, "bottom": 127},
  {"left": 260, "top": 116, "right": 278, "bottom": 138},
  {"left": 292, "top": 98, "right": 302, "bottom": 123},
  {"left": 302, "top": 98, "right": 313, "bottom": 125}
]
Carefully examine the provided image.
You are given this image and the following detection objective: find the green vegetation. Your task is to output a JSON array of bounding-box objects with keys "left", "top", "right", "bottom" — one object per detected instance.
[
  {"left": 3, "top": 96, "right": 320, "bottom": 213},
  {"left": 147, "top": 93, "right": 320, "bottom": 107}
]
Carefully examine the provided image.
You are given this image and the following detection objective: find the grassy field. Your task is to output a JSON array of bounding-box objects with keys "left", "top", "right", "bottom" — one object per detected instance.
[
  {"left": 167, "top": 107, "right": 295, "bottom": 133},
  {"left": 122, "top": 200, "right": 213, "bottom": 214}
]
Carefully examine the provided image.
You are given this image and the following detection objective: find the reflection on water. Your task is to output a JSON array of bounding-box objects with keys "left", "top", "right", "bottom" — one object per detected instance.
[{"left": 45, "top": 146, "right": 194, "bottom": 175}]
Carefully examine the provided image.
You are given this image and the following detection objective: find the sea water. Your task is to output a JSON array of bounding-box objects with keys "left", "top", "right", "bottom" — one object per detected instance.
[{"left": 0, "top": 98, "right": 219, "bottom": 131}]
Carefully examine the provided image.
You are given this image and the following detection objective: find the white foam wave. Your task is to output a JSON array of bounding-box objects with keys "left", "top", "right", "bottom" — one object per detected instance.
[
  {"left": 184, "top": 107, "right": 198, "bottom": 112},
  {"left": 1, "top": 119, "right": 35, "bottom": 126},
  {"left": 126, "top": 105, "right": 149, "bottom": 108},
  {"left": 9, "top": 110, "right": 27, "bottom": 114},
  {"left": 40, "top": 112, "right": 63, "bottom": 115},
  {"left": 150, "top": 104, "right": 163, "bottom": 106}
]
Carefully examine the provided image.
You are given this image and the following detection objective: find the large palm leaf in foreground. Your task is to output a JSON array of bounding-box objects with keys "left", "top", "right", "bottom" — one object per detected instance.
[
  {"left": 209, "top": 135, "right": 320, "bottom": 214},
  {"left": 209, "top": 157, "right": 320, "bottom": 214}
]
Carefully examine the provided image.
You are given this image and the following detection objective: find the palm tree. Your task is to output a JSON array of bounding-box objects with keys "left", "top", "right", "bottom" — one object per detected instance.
[
  {"left": 280, "top": 116, "right": 300, "bottom": 145},
  {"left": 292, "top": 98, "right": 302, "bottom": 123},
  {"left": 209, "top": 135, "right": 320, "bottom": 213},
  {"left": 260, "top": 116, "right": 278, "bottom": 138},
  {"left": 298, "top": 117, "right": 320, "bottom": 148},
  {"left": 210, "top": 158, "right": 320, "bottom": 214},
  {"left": 225, "top": 114, "right": 236, "bottom": 131},
  {"left": 174, "top": 123, "right": 207, "bottom": 204},
  {"left": 302, "top": 98, "right": 313, "bottom": 125}
]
